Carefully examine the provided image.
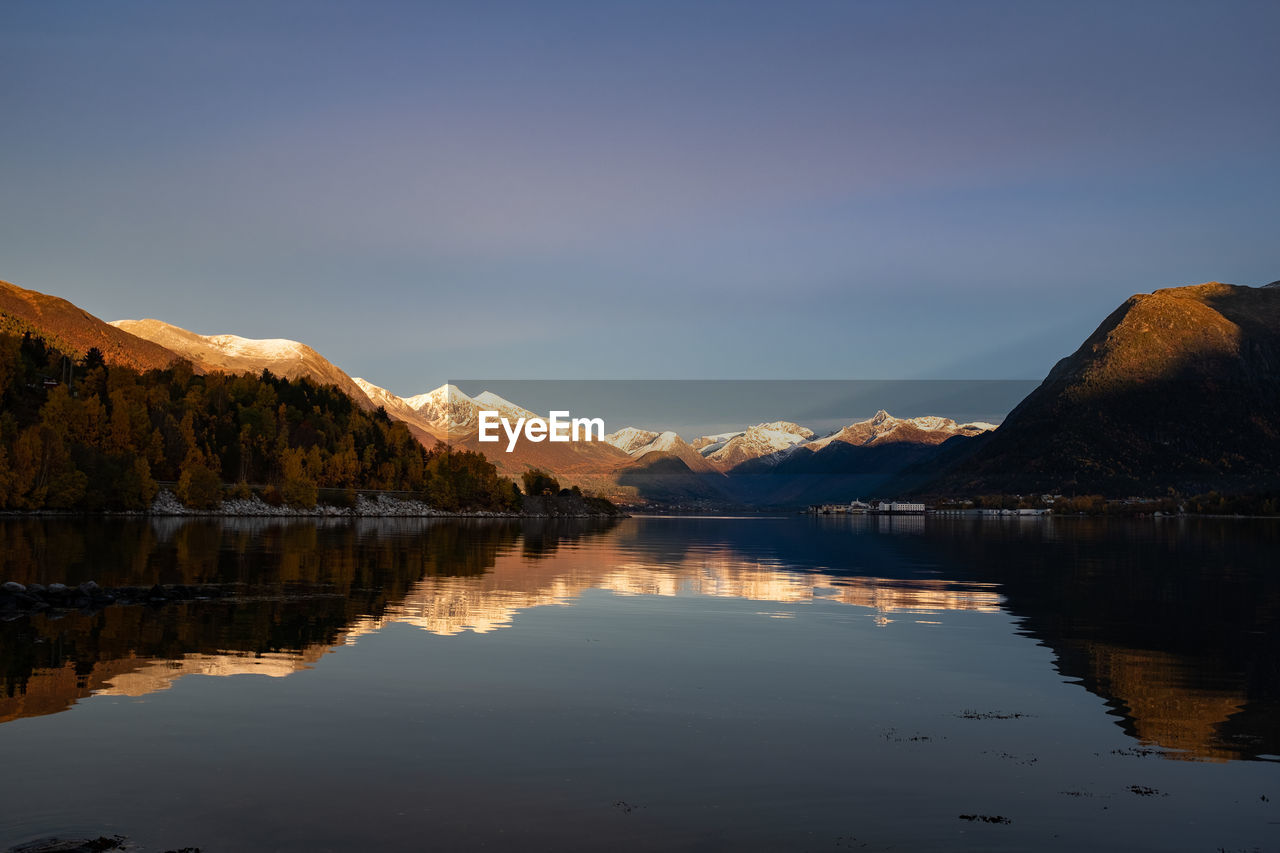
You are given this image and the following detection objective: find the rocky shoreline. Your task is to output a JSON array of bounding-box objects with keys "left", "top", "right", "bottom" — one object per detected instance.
[
  {"left": 5, "top": 835, "right": 198, "bottom": 852},
  {"left": 0, "top": 490, "right": 625, "bottom": 520},
  {"left": 149, "top": 489, "right": 510, "bottom": 518}
]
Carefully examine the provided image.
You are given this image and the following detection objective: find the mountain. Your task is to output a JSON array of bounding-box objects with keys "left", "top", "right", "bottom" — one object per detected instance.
[
  {"left": 702, "top": 421, "right": 815, "bottom": 470},
  {"left": 112, "top": 318, "right": 377, "bottom": 410},
  {"left": 691, "top": 431, "right": 743, "bottom": 454},
  {"left": 627, "top": 431, "right": 717, "bottom": 473},
  {"left": 612, "top": 430, "right": 736, "bottom": 503},
  {"left": 0, "top": 280, "right": 990, "bottom": 505},
  {"left": 603, "top": 427, "right": 661, "bottom": 454},
  {"left": 730, "top": 411, "right": 994, "bottom": 477},
  {"left": 355, "top": 381, "right": 632, "bottom": 488},
  {"left": 931, "top": 281, "right": 1280, "bottom": 495},
  {"left": 354, "top": 379, "right": 520, "bottom": 450},
  {"left": 596, "top": 412, "right": 999, "bottom": 505},
  {"left": 472, "top": 391, "right": 539, "bottom": 423},
  {"left": 353, "top": 377, "right": 433, "bottom": 425},
  {"left": 803, "top": 411, "right": 994, "bottom": 453},
  {"left": 616, "top": 435, "right": 729, "bottom": 500},
  {"left": 719, "top": 411, "right": 995, "bottom": 506},
  {"left": 351, "top": 377, "right": 448, "bottom": 447},
  {"left": 107, "top": 318, "right": 631, "bottom": 487},
  {"left": 401, "top": 383, "right": 489, "bottom": 436},
  {"left": 45, "top": 275, "right": 1280, "bottom": 504},
  {"left": 1, "top": 280, "right": 179, "bottom": 372}
]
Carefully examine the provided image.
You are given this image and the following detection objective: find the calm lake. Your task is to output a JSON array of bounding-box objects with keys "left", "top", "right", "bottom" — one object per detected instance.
[{"left": 1, "top": 515, "right": 1277, "bottom": 851}]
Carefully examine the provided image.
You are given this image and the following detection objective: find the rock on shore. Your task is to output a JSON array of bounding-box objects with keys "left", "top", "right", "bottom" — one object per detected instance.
[
  {"left": 148, "top": 490, "right": 623, "bottom": 518},
  {"left": 148, "top": 490, "right": 512, "bottom": 518}
]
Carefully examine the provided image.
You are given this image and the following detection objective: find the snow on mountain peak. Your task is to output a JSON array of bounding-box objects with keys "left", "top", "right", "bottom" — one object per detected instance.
[
  {"left": 404, "top": 383, "right": 470, "bottom": 411},
  {"left": 909, "top": 416, "right": 948, "bottom": 431},
  {"left": 703, "top": 420, "right": 816, "bottom": 467},
  {"left": 646, "top": 431, "right": 684, "bottom": 453},
  {"left": 203, "top": 334, "right": 307, "bottom": 360},
  {"left": 693, "top": 431, "right": 744, "bottom": 456},
  {"left": 751, "top": 420, "right": 815, "bottom": 439},
  {"left": 800, "top": 410, "right": 997, "bottom": 453},
  {"left": 473, "top": 390, "right": 514, "bottom": 408},
  {"left": 353, "top": 377, "right": 396, "bottom": 402},
  {"left": 614, "top": 430, "right": 691, "bottom": 457},
  {"left": 351, "top": 377, "right": 435, "bottom": 424},
  {"left": 473, "top": 391, "right": 539, "bottom": 421},
  {"left": 401, "top": 384, "right": 481, "bottom": 430},
  {"left": 604, "top": 427, "right": 661, "bottom": 454},
  {"left": 109, "top": 319, "right": 313, "bottom": 363}
]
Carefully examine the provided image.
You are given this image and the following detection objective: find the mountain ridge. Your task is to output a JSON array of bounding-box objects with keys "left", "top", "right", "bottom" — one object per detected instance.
[
  {"left": 14, "top": 275, "right": 1276, "bottom": 504},
  {"left": 111, "top": 318, "right": 377, "bottom": 411},
  {"left": 929, "top": 280, "right": 1280, "bottom": 495},
  {"left": 1, "top": 280, "right": 180, "bottom": 372}
]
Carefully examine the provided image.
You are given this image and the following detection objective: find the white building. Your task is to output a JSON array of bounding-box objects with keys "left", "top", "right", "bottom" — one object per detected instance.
[{"left": 875, "top": 501, "right": 926, "bottom": 514}]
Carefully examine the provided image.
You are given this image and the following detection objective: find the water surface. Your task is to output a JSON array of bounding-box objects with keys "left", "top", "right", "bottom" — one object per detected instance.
[{"left": 1, "top": 515, "right": 1277, "bottom": 851}]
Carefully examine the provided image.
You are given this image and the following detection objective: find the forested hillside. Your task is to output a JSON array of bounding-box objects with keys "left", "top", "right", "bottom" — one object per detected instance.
[{"left": 0, "top": 332, "right": 519, "bottom": 512}]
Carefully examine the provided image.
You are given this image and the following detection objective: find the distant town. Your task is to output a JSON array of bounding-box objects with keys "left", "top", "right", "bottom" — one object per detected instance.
[{"left": 806, "top": 495, "right": 1184, "bottom": 517}]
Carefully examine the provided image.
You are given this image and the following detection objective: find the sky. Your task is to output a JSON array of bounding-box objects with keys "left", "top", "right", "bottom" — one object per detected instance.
[{"left": 2, "top": 0, "right": 1278, "bottom": 396}]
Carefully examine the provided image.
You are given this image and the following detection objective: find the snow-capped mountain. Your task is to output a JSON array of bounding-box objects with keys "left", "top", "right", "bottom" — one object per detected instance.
[
  {"left": 395, "top": 386, "right": 544, "bottom": 434},
  {"left": 630, "top": 431, "right": 684, "bottom": 456},
  {"left": 691, "top": 431, "right": 744, "bottom": 454},
  {"left": 111, "top": 318, "right": 375, "bottom": 409},
  {"left": 625, "top": 430, "right": 715, "bottom": 473},
  {"left": 110, "top": 307, "right": 998, "bottom": 499},
  {"left": 348, "top": 381, "right": 630, "bottom": 483},
  {"left": 601, "top": 411, "right": 996, "bottom": 485},
  {"left": 354, "top": 377, "right": 422, "bottom": 415},
  {"left": 473, "top": 391, "right": 540, "bottom": 423},
  {"left": 803, "top": 410, "right": 993, "bottom": 452},
  {"left": 403, "top": 383, "right": 487, "bottom": 433},
  {"left": 350, "top": 377, "right": 449, "bottom": 445},
  {"left": 703, "top": 421, "right": 815, "bottom": 469},
  {"left": 357, "top": 383, "right": 544, "bottom": 440},
  {"left": 604, "top": 427, "right": 661, "bottom": 454},
  {"left": 349, "top": 381, "right": 503, "bottom": 439}
]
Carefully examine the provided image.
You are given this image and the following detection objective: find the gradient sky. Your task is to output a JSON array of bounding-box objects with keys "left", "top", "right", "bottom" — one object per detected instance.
[{"left": 3, "top": 0, "right": 1278, "bottom": 395}]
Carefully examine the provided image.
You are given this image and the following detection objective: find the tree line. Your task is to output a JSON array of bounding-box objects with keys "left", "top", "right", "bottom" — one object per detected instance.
[{"left": 0, "top": 332, "right": 520, "bottom": 511}]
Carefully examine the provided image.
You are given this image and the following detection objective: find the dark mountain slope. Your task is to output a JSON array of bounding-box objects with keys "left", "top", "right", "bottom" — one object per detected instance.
[
  {"left": 1, "top": 280, "right": 179, "bottom": 372},
  {"left": 934, "top": 281, "right": 1280, "bottom": 495}
]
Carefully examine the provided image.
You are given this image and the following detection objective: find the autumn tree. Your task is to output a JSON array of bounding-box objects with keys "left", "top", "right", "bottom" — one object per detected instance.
[{"left": 521, "top": 469, "right": 560, "bottom": 496}]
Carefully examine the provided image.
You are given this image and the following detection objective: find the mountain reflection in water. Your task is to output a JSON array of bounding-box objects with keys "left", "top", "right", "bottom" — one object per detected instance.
[{"left": 1, "top": 515, "right": 1277, "bottom": 764}]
